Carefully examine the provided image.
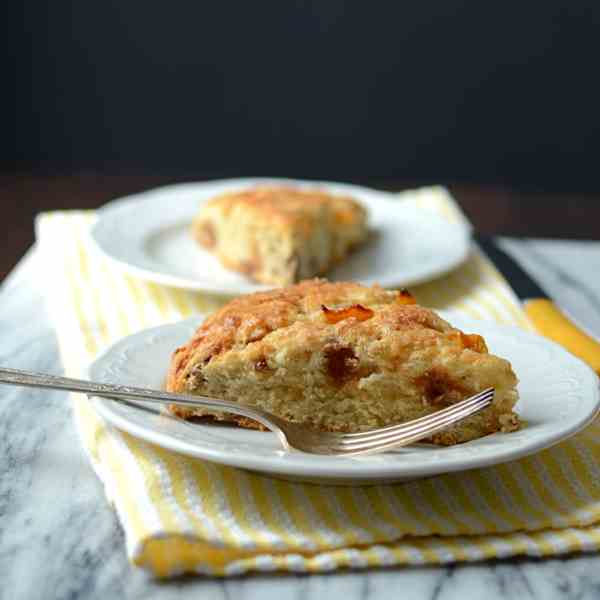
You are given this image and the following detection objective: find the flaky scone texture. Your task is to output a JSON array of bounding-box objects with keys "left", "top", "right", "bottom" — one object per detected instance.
[
  {"left": 192, "top": 186, "right": 368, "bottom": 285},
  {"left": 166, "top": 280, "right": 520, "bottom": 445}
]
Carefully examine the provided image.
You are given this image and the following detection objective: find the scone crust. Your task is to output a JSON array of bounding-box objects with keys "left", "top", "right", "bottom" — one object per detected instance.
[
  {"left": 167, "top": 280, "right": 520, "bottom": 444},
  {"left": 192, "top": 186, "right": 368, "bottom": 285}
]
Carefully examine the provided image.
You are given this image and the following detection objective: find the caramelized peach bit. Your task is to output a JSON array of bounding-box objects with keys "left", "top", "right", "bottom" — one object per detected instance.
[
  {"left": 254, "top": 357, "right": 271, "bottom": 372},
  {"left": 414, "top": 367, "right": 466, "bottom": 405},
  {"left": 321, "top": 304, "right": 374, "bottom": 324},
  {"left": 459, "top": 332, "right": 488, "bottom": 353},
  {"left": 463, "top": 333, "right": 487, "bottom": 353},
  {"left": 323, "top": 344, "right": 358, "bottom": 381},
  {"left": 397, "top": 289, "right": 416, "bottom": 305}
]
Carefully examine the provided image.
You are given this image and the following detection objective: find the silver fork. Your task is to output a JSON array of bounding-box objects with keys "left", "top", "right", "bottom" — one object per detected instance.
[{"left": 0, "top": 367, "right": 494, "bottom": 456}]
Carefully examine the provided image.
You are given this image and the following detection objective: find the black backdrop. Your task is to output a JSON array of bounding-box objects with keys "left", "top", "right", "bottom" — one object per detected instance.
[{"left": 5, "top": 2, "right": 600, "bottom": 189}]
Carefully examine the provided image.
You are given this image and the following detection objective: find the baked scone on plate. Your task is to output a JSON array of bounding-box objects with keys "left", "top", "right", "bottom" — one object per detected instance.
[
  {"left": 192, "top": 186, "right": 368, "bottom": 286},
  {"left": 166, "top": 280, "right": 520, "bottom": 445}
]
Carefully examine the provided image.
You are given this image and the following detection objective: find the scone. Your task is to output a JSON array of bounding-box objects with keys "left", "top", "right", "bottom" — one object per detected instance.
[
  {"left": 192, "top": 186, "right": 368, "bottom": 285},
  {"left": 166, "top": 280, "right": 520, "bottom": 445}
]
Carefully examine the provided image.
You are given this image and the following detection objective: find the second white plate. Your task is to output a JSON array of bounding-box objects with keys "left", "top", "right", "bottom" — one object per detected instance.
[
  {"left": 91, "top": 178, "right": 471, "bottom": 294},
  {"left": 88, "top": 313, "right": 599, "bottom": 485}
]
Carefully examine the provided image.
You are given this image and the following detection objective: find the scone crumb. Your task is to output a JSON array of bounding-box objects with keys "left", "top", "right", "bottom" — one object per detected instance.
[{"left": 499, "top": 412, "right": 521, "bottom": 432}]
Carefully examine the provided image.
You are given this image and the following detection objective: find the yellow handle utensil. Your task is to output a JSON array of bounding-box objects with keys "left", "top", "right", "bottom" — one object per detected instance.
[
  {"left": 525, "top": 299, "right": 600, "bottom": 375},
  {"left": 476, "top": 235, "right": 600, "bottom": 376}
]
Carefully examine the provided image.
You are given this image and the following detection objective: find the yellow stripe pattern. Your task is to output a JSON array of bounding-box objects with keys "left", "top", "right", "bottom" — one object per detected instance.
[{"left": 35, "top": 188, "right": 600, "bottom": 577}]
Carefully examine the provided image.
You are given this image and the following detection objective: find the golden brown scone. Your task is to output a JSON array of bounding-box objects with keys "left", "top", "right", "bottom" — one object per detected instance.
[
  {"left": 192, "top": 186, "right": 368, "bottom": 285},
  {"left": 166, "top": 280, "right": 520, "bottom": 445}
]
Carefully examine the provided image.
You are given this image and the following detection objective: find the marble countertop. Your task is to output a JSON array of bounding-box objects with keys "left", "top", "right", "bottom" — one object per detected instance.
[{"left": 1, "top": 238, "right": 599, "bottom": 600}]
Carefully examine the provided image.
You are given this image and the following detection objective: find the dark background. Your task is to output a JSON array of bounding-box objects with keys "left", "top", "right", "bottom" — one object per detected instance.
[
  {"left": 6, "top": 1, "right": 600, "bottom": 185},
  {"left": 2, "top": 2, "right": 599, "bottom": 276}
]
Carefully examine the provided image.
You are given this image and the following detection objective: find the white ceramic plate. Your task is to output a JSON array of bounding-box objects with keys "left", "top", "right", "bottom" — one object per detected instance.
[
  {"left": 88, "top": 313, "right": 600, "bottom": 485},
  {"left": 91, "top": 178, "right": 471, "bottom": 294}
]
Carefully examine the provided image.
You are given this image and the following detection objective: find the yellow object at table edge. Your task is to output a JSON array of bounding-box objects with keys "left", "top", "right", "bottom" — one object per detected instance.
[{"left": 525, "top": 298, "right": 600, "bottom": 375}]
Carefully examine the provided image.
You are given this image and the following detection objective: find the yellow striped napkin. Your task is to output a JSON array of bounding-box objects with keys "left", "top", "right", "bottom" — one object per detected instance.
[{"left": 36, "top": 187, "right": 600, "bottom": 578}]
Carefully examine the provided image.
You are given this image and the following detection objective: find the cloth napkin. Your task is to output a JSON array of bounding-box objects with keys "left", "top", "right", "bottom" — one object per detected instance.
[{"left": 36, "top": 187, "right": 600, "bottom": 578}]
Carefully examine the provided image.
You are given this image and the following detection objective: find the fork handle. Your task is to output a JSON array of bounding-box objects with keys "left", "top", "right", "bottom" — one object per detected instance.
[{"left": 0, "top": 367, "right": 280, "bottom": 432}]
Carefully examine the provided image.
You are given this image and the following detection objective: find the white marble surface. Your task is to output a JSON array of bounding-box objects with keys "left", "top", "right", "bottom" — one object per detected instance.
[{"left": 1, "top": 238, "right": 599, "bottom": 600}]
